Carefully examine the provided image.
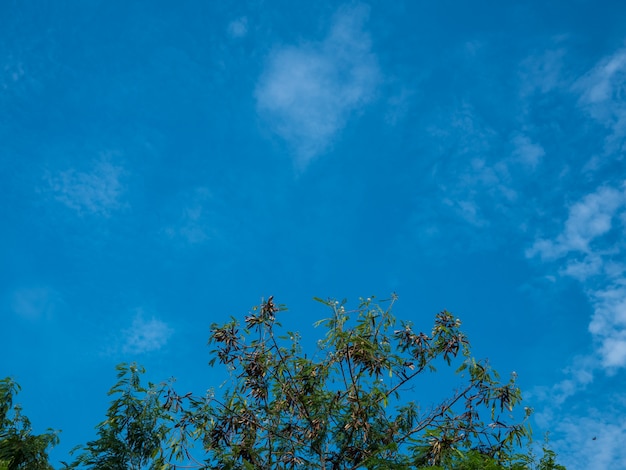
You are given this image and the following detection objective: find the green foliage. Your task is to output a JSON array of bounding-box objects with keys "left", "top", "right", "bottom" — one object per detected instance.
[
  {"left": 0, "top": 377, "right": 59, "bottom": 470},
  {"left": 158, "top": 295, "right": 565, "bottom": 469},
  {"left": 7, "top": 295, "right": 567, "bottom": 469},
  {"left": 534, "top": 436, "right": 566, "bottom": 470},
  {"left": 65, "top": 363, "right": 175, "bottom": 470}
]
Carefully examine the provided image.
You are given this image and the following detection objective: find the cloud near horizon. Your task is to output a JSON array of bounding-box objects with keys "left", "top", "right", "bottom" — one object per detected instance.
[{"left": 255, "top": 3, "right": 380, "bottom": 168}]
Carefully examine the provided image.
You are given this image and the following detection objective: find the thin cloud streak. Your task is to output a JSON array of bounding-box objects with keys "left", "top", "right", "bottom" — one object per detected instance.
[{"left": 575, "top": 47, "right": 626, "bottom": 153}]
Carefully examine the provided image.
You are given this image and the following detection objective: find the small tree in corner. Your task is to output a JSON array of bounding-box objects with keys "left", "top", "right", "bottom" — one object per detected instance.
[{"left": 0, "top": 378, "right": 59, "bottom": 470}]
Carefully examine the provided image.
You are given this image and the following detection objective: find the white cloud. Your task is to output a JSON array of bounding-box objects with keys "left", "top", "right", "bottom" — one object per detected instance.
[
  {"left": 510, "top": 134, "right": 545, "bottom": 170},
  {"left": 527, "top": 183, "right": 626, "bottom": 466},
  {"left": 589, "top": 283, "right": 626, "bottom": 335},
  {"left": 527, "top": 185, "right": 626, "bottom": 260},
  {"left": 545, "top": 408, "right": 626, "bottom": 470},
  {"left": 46, "top": 158, "right": 126, "bottom": 216},
  {"left": 559, "top": 254, "right": 603, "bottom": 281},
  {"left": 575, "top": 48, "right": 626, "bottom": 152},
  {"left": 578, "top": 49, "right": 626, "bottom": 106},
  {"left": 527, "top": 183, "right": 626, "bottom": 370},
  {"left": 600, "top": 334, "right": 626, "bottom": 368},
  {"left": 255, "top": 3, "right": 380, "bottom": 168},
  {"left": 588, "top": 283, "right": 626, "bottom": 369},
  {"left": 122, "top": 310, "right": 173, "bottom": 355}
]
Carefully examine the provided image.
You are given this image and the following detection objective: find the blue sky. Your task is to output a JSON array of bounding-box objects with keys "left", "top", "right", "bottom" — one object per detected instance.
[{"left": 3, "top": 1, "right": 626, "bottom": 467}]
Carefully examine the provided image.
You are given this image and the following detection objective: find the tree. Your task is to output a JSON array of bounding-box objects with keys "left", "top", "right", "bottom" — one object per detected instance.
[
  {"left": 48, "top": 294, "right": 564, "bottom": 469},
  {"left": 0, "top": 377, "right": 59, "bottom": 470},
  {"left": 134, "top": 294, "right": 563, "bottom": 469},
  {"left": 65, "top": 364, "right": 175, "bottom": 470}
]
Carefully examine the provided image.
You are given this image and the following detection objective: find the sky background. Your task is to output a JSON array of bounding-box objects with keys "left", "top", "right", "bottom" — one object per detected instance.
[{"left": 2, "top": 1, "right": 626, "bottom": 468}]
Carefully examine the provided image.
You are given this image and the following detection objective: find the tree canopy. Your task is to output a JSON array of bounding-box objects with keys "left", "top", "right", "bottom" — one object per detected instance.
[
  {"left": 2, "top": 295, "right": 565, "bottom": 469},
  {"left": 0, "top": 378, "right": 59, "bottom": 470}
]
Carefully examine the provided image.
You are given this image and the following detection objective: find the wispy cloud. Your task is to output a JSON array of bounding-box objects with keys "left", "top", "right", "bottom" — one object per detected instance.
[
  {"left": 530, "top": 355, "right": 597, "bottom": 407},
  {"left": 121, "top": 310, "right": 173, "bottom": 355},
  {"left": 535, "top": 400, "right": 626, "bottom": 470},
  {"left": 427, "top": 105, "right": 528, "bottom": 229},
  {"left": 558, "top": 416, "right": 626, "bottom": 470},
  {"left": 527, "top": 185, "right": 626, "bottom": 261},
  {"left": 527, "top": 183, "right": 626, "bottom": 371},
  {"left": 46, "top": 158, "right": 126, "bottom": 216},
  {"left": 575, "top": 47, "right": 626, "bottom": 153},
  {"left": 518, "top": 47, "right": 568, "bottom": 97},
  {"left": 255, "top": 3, "right": 380, "bottom": 168},
  {"left": 510, "top": 134, "right": 545, "bottom": 170},
  {"left": 589, "top": 283, "right": 626, "bottom": 368},
  {"left": 515, "top": 45, "right": 626, "bottom": 469},
  {"left": 577, "top": 49, "right": 626, "bottom": 107}
]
